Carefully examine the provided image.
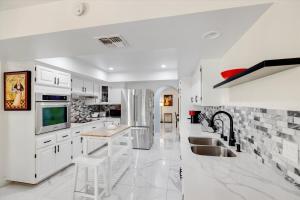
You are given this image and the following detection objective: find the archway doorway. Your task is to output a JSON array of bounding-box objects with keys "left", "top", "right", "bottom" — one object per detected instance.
[{"left": 154, "top": 86, "right": 179, "bottom": 136}]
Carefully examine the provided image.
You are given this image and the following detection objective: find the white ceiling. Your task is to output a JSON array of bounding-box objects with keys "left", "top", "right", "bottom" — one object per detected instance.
[
  {"left": 0, "top": 0, "right": 62, "bottom": 11},
  {"left": 0, "top": 4, "right": 271, "bottom": 76}
]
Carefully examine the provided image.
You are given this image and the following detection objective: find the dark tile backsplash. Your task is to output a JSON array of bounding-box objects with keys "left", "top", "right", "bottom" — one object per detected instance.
[{"left": 199, "top": 106, "right": 300, "bottom": 187}]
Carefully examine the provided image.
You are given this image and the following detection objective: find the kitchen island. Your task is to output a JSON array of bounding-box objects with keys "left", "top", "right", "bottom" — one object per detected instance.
[
  {"left": 81, "top": 125, "right": 132, "bottom": 195},
  {"left": 180, "top": 121, "right": 300, "bottom": 200}
]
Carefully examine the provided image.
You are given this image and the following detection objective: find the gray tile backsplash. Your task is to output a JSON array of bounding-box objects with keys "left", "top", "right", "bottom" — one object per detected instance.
[{"left": 199, "top": 106, "right": 300, "bottom": 187}]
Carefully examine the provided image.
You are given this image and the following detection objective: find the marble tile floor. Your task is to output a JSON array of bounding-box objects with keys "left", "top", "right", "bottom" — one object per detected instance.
[{"left": 0, "top": 124, "right": 182, "bottom": 200}]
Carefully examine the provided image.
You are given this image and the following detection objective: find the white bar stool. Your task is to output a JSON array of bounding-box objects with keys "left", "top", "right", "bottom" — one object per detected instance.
[{"left": 73, "top": 156, "right": 107, "bottom": 200}]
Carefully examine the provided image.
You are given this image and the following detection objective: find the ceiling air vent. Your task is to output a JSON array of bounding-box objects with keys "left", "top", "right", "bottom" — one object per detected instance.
[{"left": 96, "top": 35, "right": 128, "bottom": 48}]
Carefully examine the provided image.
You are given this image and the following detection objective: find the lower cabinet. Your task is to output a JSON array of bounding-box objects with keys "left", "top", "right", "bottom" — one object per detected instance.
[
  {"left": 36, "top": 145, "right": 56, "bottom": 181},
  {"left": 73, "top": 136, "right": 83, "bottom": 159},
  {"left": 35, "top": 121, "right": 105, "bottom": 182},
  {"left": 36, "top": 139, "right": 72, "bottom": 181},
  {"left": 56, "top": 140, "right": 72, "bottom": 170}
]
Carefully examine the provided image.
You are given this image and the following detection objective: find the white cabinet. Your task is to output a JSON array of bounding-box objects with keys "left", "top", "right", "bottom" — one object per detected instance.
[
  {"left": 190, "top": 59, "right": 225, "bottom": 106},
  {"left": 36, "top": 65, "right": 71, "bottom": 88},
  {"left": 56, "top": 71, "right": 71, "bottom": 88},
  {"left": 108, "top": 87, "right": 122, "bottom": 104},
  {"left": 56, "top": 139, "right": 72, "bottom": 170},
  {"left": 72, "top": 77, "right": 94, "bottom": 96},
  {"left": 72, "top": 77, "right": 84, "bottom": 94},
  {"left": 93, "top": 82, "right": 101, "bottom": 103},
  {"left": 72, "top": 136, "right": 83, "bottom": 159},
  {"left": 36, "top": 145, "right": 56, "bottom": 180},
  {"left": 191, "top": 66, "right": 202, "bottom": 106}
]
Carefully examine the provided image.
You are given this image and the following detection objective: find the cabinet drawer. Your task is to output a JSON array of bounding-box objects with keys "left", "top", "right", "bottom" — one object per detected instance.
[
  {"left": 71, "top": 127, "right": 83, "bottom": 137},
  {"left": 36, "top": 134, "right": 56, "bottom": 149},
  {"left": 56, "top": 130, "right": 71, "bottom": 142}
]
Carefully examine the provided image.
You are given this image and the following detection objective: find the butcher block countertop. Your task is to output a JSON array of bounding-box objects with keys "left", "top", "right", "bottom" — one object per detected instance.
[{"left": 81, "top": 125, "right": 131, "bottom": 137}]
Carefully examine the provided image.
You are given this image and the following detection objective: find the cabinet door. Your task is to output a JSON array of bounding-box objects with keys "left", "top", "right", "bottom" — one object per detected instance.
[
  {"left": 84, "top": 80, "right": 94, "bottom": 95},
  {"left": 108, "top": 87, "right": 121, "bottom": 104},
  {"left": 56, "top": 140, "right": 72, "bottom": 170},
  {"left": 57, "top": 71, "right": 71, "bottom": 88},
  {"left": 72, "top": 136, "right": 83, "bottom": 159},
  {"left": 36, "top": 66, "right": 56, "bottom": 87},
  {"left": 36, "top": 145, "right": 56, "bottom": 180},
  {"left": 94, "top": 82, "right": 101, "bottom": 103},
  {"left": 72, "top": 77, "right": 84, "bottom": 94}
]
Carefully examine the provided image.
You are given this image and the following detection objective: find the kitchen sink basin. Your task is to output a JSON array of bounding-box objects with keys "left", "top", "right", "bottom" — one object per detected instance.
[
  {"left": 191, "top": 146, "right": 236, "bottom": 157},
  {"left": 188, "top": 137, "right": 225, "bottom": 147}
]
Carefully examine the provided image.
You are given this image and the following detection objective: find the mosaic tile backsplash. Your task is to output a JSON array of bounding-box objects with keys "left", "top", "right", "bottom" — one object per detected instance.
[
  {"left": 71, "top": 98, "right": 92, "bottom": 123},
  {"left": 200, "top": 106, "right": 300, "bottom": 187}
]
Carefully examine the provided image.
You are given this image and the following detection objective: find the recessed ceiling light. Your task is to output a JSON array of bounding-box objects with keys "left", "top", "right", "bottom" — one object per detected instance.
[
  {"left": 161, "top": 64, "right": 166, "bottom": 68},
  {"left": 202, "top": 31, "right": 221, "bottom": 40},
  {"left": 108, "top": 67, "right": 114, "bottom": 71}
]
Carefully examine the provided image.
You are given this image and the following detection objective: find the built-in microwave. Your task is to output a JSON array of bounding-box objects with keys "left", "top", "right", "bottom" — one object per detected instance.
[{"left": 35, "top": 93, "right": 71, "bottom": 135}]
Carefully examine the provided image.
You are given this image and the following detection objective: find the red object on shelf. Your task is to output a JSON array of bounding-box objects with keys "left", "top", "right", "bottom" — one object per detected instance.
[
  {"left": 221, "top": 68, "right": 247, "bottom": 79},
  {"left": 189, "top": 111, "right": 196, "bottom": 116}
]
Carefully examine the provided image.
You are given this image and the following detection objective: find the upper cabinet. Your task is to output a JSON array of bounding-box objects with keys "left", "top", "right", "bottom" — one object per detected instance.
[
  {"left": 108, "top": 87, "right": 122, "bottom": 104},
  {"left": 72, "top": 77, "right": 94, "bottom": 96},
  {"left": 190, "top": 59, "right": 225, "bottom": 106},
  {"left": 191, "top": 66, "right": 202, "bottom": 106},
  {"left": 36, "top": 65, "right": 71, "bottom": 89}
]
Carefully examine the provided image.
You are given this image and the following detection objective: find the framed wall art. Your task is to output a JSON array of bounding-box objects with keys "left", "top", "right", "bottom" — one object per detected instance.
[
  {"left": 163, "top": 94, "right": 173, "bottom": 106},
  {"left": 4, "top": 71, "right": 31, "bottom": 111}
]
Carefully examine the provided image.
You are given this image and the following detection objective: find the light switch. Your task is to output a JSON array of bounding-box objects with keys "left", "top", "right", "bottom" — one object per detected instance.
[{"left": 282, "top": 140, "right": 299, "bottom": 164}]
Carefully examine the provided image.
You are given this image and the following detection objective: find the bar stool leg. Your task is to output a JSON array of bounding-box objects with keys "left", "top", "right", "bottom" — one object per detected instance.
[
  {"left": 102, "top": 164, "right": 108, "bottom": 195},
  {"left": 94, "top": 167, "right": 99, "bottom": 200},
  {"left": 73, "top": 164, "right": 79, "bottom": 200},
  {"left": 85, "top": 166, "right": 89, "bottom": 192}
]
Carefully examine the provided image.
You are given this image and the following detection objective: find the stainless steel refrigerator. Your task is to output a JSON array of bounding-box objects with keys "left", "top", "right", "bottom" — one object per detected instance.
[{"left": 121, "top": 89, "right": 154, "bottom": 150}]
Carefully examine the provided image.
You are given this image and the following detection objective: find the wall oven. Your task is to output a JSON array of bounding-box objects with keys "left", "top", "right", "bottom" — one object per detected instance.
[{"left": 35, "top": 93, "right": 71, "bottom": 135}]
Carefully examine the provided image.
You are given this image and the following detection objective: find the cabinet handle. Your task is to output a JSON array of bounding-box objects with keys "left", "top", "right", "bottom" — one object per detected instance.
[
  {"left": 75, "top": 131, "right": 80, "bottom": 134},
  {"left": 54, "top": 77, "right": 57, "bottom": 85},
  {"left": 191, "top": 97, "right": 194, "bottom": 103},
  {"left": 92, "top": 127, "right": 96, "bottom": 129},
  {"left": 43, "top": 140, "right": 51, "bottom": 144},
  {"left": 57, "top": 78, "right": 59, "bottom": 85},
  {"left": 57, "top": 145, "right": 60, "bottom": 153},
  {"left": 82, "top": 87, "right": 84, "bottom": 92},
  {"left": 85, "top": 87, "right": 86, "bottom": 92},
  {"left": 195, "top": 96, "right": 198, "bottom": 103},
  {"left": 62, "top": 135, "right": 68, "bottom": 138},
  {"left": 54, "top": 146, "right": 56, "bottom": 153}
]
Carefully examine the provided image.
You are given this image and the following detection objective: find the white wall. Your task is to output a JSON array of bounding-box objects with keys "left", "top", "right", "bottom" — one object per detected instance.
[
  {"left": 0, "top": 60, "right": 7, "bottom": 187},
  {"left": 160, "top": 88, "right": 179, "bottom": 123},
  {"left": 0, "top": 0, "right": 273, "bottom": 40},
  {"left": 108, "top": 70, "right": 178, "bottom": 82},
  {"left": 220, "top": 2, "right": 300, "bottom": 110},
  {"left": 125, "top": 80, "right": 178, "bottom": 92},
  {"left": 0, "top": 61, "right": 36, "bottom": 186},
  {"left": 179, "top": 77, "right": 194, "bottom": 121}
]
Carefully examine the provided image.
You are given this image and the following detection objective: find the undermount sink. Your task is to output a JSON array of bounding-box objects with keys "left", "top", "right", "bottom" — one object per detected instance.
[
  {"left": 188, "top": 137, "right": 225, "bottom": 147},
  {"left": 191, "top": 146, "right": 236, "bottom": 157}
]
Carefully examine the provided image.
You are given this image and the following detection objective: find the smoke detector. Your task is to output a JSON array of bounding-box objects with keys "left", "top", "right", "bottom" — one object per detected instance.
[{"left": 96, "top": 35, "right": 128, "bottom": 48}]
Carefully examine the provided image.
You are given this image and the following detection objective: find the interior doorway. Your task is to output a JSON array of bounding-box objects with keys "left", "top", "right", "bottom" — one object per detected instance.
[{"left": 154, "top": 86, "right": 179, "bottom": 136}]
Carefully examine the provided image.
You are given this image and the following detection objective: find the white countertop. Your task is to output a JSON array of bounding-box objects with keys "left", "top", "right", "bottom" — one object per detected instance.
[
  {"left": 180, "top": 121, "right": 300, "bottom": 200},
  {"left": 81, "top": 125, "right": 130, "bottom": 137}
]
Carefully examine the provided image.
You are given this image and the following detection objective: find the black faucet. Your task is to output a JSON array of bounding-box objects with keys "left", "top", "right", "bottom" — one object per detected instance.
[
  {"left": 213, "top": 119, "right": 224, "bottom": 139},
  {"left": 209, "top": 111, "right": 236, "bottom": 146}
]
